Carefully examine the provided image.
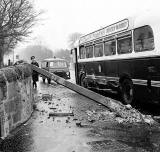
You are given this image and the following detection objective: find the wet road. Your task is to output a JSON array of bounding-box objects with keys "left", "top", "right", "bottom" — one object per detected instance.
[{"left": 1, "top": 72, "right": 160, "bottom": 151}]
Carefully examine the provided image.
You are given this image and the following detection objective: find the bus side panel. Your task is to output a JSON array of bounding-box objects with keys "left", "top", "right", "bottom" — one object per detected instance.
[
  {"left": 104, "top": 60, "right": 118, "bottom": 78},
  {"left": 118, "top": 59, "right": 134, "bottom": 79},
  {"left": 118, "top": 58, "right": 151, "bottom": 102},
  {"left": 149, "top": 57, "right": 160, "bottom": 103},
  {"left": 133, "top": 58, "right": 151, "bottom": 102},
  {"left": 84, "top": 60, "right": 118, "bottom": 77},
  {"left": 133, "top": 57, "right": 160, "bottom": 103},
  {"left": 85, "top": 62, "right": 99, "bottom": 75},
  {"left": 85, "top": 61, "right": 105, "bottom": 76},
  {"left": 132, "top": 58, "right": 150, "bottom": 80},
  {"left": 150, "top": 57, "right": 160, "bottom": 81},
  {"left": 77, "top": 57, "right": 160, "bottom": 104}
]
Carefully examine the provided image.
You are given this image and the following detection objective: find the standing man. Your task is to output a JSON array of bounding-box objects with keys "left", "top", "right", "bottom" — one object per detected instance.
[{"left": 31, "top": 56, "right": 39, "bottom": 89}]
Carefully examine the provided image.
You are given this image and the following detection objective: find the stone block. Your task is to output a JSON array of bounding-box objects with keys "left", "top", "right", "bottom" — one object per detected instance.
[
  {"left": 12, "top": 111, "right": 22, "bottom": 124},
  {"left": 0, "top": 111, "right": 5, "bottom": 137},
  {"left": 10, "top": 99, "right": 16, "bottom": 113},
  {"left": 1, "top": 67, "right": 18, "bottom": 82},
  {"left": 0, "top": 85, "right": 7, "bottom": 101},
  {"left": 0, "top": 87, "right": 4, "bottom": 101},
  {"left": 7, "top": 82, "right": 19, "bottom": 99},
  {"left": 4, "top": 102, "right": 10, "bottom": 114}
]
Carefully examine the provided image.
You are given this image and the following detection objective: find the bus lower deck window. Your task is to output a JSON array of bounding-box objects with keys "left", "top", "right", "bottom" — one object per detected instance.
[
  {"left": 117, "top": 37, "right": 132, "bottom": 54},
  {"left": 86, "top": 46, "right": 93, "bottom": 58},
  {"left": 94, "top": 43, "right": 103, "bottom": 57},
  {"left": 104, "top": 41, "right": 116, "bottom": 56}
]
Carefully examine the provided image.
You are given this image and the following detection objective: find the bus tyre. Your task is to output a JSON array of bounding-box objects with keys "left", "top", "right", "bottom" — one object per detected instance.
[
  {"left": 120, "top": 79, "right": 133, "bottom": 105},
  {"left": 68, "top": 72, "right": 70, "bottom": 79},
  {"left": 67, "top": 72, "right": 70, "bottom": 79},
  {"left": 47, "top": 78, "right": 51, "bottom": 84},
  {"left": 80, "top": 75, "right": 87, "bottom": 88},
  {"left": 42, "top": 78, "right": 45, "bottom": 83}
]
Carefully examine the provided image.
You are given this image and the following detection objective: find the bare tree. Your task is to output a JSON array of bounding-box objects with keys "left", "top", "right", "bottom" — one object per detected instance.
[
  {"left": 68, "top": 32, "right": 82, "bottom": 49},
  {"left": 0, "top": 0, "right": 41, "bottom": 67}
]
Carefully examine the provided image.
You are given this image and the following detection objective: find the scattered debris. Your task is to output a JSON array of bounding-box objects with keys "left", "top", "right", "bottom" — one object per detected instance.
[
  {"left": 115, "top": 117, "right": 125, "bottom": 124},
  {"left": 42, "top": 94, "right": 53, "bottom": 101},
  {"left": 86, "top": 110, "right": 96, "bottom": 116},
  {"left": 33, "top": 104, "right": 38, "bottom": 110},
  {"left": 67, "top": 117, "right": 71, "bottom": 120},
  {"left": 66, "top": 119, "right": 69, "bottom": 123},
  {"left": 57, "top": 120, "right": 61, "bottom": 122},
  {"left": 153, "top": 116, "right": 160, "bottom": 123},
  {"left": 76, "top": 122, "right": 82, "bottom": 127},
  {"left": 73, "top": 118, "right": 78, "bottom": 121},
  {"left": 100, "top": 111, "right": 116, "bottom": 119},
  {"left": 143, "top": 115, "right": 156, "bottom": 125},
  {"left": 49, "top": 107, "right": 57, "bottom": 110},
  {"left": 125, "top": 104, "right": 132, "bottom": 110},
  {"left": 41, "top": 110, "right": 45, "bottom": 113},
  {"left": 49, "top": 112, "right": 74, "bottom": 117},
  {"left": 88, "top": 119, "right": 96, "bottom": 123}
]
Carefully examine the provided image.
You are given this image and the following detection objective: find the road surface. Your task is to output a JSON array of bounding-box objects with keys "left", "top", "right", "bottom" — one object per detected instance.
[{"left": 1, "top": 72, "right": 160, "bottom": 152}]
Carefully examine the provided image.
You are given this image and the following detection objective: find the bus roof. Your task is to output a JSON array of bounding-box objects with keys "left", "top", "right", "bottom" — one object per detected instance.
[{"left": 79, "top": 11, "right": 160, "bottom": 45}]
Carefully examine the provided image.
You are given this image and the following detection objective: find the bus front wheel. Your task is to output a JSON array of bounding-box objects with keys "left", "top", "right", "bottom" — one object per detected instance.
[
  {"left": 42, "top": 78, "right": 45, "bottom": 83},
  {"left": 120, "top": 79, "right": 133, "bottom": 105},
  {"left": 47, "top": 78, "right": 51, "bottom": 84}
]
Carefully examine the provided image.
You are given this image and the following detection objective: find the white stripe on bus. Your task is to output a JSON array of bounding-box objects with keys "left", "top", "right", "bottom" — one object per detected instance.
[
  {"left": 86, "top": 75, "right": 160, "bottom": 87},
  {"left": 78, "top": 50, "right": 160, "bottom": 63}
]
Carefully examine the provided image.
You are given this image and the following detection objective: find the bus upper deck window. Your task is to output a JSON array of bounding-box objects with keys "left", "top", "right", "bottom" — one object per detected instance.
[
  {"left": 117, "top": 37, "right": 132, "bottom": 54},
  {"left": 134, "top": 25, "right": 154, "bottom": 52},
  {"left": 79, "top": 46, "right": 86, "bottom": 59},
  {"left": 94, "top": 43, "right": 103, "bottom": 57},
  {"left": 104, "top": 40, "right": 116, "bottom": 56}
]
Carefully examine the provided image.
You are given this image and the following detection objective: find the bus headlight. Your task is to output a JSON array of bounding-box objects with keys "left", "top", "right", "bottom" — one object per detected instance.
[{"left": 66, "top": 72, "right": 70, "bottom": 75}]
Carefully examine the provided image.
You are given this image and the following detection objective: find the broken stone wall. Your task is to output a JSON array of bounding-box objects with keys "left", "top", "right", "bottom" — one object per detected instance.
[{"left": 0, "top": 64, "right": 33, "bottom": 138}]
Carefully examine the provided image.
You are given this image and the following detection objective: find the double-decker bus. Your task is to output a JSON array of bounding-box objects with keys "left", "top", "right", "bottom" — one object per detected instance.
[{"left": 72, "top": 13, "right": 160, "bottom": 105}]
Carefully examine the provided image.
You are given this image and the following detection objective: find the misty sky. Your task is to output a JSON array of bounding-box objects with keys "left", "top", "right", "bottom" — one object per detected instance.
[{"left": 16, "top": 0, "right": 160, "bottom": 52}]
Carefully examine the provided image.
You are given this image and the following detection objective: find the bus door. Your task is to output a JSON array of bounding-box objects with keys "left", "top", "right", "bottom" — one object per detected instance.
[{"left": 71, "top": 48, "right": 79, "bottom": 84}]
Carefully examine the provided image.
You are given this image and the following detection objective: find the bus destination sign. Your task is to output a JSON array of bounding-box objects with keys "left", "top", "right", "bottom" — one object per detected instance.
[{"left": 79, "top": 19, "right": 129, "bottom": 44}]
